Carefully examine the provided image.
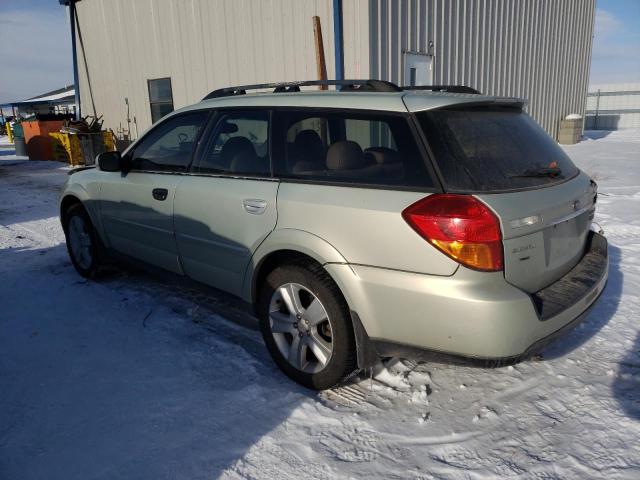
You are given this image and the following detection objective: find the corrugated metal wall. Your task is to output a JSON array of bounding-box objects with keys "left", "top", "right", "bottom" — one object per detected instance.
[
  {"left": 74, "top": 0, "right": 595, "bottom": 139},
  {"left": 74, "top": 0, "right": 339, "bottom": 136},
  {"left": 585, "top": 83, "right": 640, "bottom": 130},
  {"left": 366, "top": 0, "right": 596, "bottom": 138}
]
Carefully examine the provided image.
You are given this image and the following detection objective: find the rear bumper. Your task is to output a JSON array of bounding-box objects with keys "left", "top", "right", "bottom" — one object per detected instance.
[{"left": 326, "top": 231, "right": 608, "bottom": 362}]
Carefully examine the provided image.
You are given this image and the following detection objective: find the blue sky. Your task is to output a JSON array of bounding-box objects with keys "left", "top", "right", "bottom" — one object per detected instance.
[
  {"left": 0, "top": 0, "right": 639, "bottom": 104},
  {"left": 0, "top": 0, "right": 72, "bottom": 104},
  {"left": 591, "top": 0, "right": 640, "bottom": 85}
]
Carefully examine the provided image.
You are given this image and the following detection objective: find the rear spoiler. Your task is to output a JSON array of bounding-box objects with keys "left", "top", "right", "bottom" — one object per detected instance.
[
  {"left": 403, "top": 93, "right": 527, "bottom": 113},
  {"left": 403, "top": 85, "right": 481, "bottom": 95},
  {"left": 435, "top": 98, "right": 528, "bottom": 111},
  {"left": 494, "top": 97, "right": 527, "bottom": 107}
]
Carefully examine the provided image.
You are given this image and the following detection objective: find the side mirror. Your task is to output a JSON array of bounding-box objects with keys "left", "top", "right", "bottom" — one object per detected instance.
[{"left": 97, "top": 151, "right": 122, "bottom": 172}]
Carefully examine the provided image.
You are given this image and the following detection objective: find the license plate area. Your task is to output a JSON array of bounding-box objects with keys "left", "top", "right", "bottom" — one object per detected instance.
[{"left": 543, "top": 210, "right": 591, "bottom": 269}]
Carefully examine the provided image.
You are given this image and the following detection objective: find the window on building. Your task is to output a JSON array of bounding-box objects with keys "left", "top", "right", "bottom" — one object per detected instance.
[
  {"left": 148, "top": 78, "right": 174, "bottom": 123},
  {"left": 274, "top": 110, "right": 434, "bottom": 188},
  {"left": 195, "top": 110, "right": 271, "bottom": 176},
  {"left": 129, "top": 111, "right": 209, "bottom": 172}
]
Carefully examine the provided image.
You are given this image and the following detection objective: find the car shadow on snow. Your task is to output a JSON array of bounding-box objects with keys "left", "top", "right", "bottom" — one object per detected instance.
[
  {"left": 538, "top": 243, "right": 640, "bottom": 419},
  {"left": 543, "top": 244, "right": 640, "bottom": 420},
  {"left": 613, "top": 330, "right": 640, "bottom": 420},
  {"left": 541, "top": 244, "right": 623, "bottom": 360},
  {"left": 0, "top": 243, "right": 316, "bottom": 480},
  {"left": 613, "top": 331, "right": 640, "bottom": 420}
]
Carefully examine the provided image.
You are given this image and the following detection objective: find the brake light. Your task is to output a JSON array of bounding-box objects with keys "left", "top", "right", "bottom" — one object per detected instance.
[{"left": 402, "top": 194, "right": 503, "bottom": 271}]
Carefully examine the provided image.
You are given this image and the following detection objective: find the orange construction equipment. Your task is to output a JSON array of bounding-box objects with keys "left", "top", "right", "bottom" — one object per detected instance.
[{"left": 22, "top": 118, "right": 66, "bottom": 160}]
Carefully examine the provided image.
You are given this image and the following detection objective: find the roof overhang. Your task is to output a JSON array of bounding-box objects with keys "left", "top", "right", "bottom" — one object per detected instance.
[{"left": 3, "top": 88, "right": 76, "bottom": 108}]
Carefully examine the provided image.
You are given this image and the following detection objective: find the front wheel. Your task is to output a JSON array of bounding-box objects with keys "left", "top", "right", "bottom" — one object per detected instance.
[
  {"left": 63, "top": 204, "right": 102, "bottom": 278},
  {"left": 258, "top": 262, "right": 357, "bottom": 390}
]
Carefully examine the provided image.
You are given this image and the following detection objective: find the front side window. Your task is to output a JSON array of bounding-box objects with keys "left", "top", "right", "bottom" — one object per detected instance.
[
  {"left": 275, "top": 110, "right": 434, "bottom": 188},
  {"left": 195, "top": 110, "right": 270, "bottom": 176},
  {"left": 148, "top": 78, "right": 174, "bottom": 123},
  {"left": 130, "top": 111, "right": 208, "bottom": 172}
]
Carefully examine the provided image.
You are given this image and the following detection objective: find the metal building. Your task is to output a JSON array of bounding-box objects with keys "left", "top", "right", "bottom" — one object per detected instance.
[
  {"left": 0, "top": 86, "right": 76, "bottom": 118},
  {"left": 60, "top": 0, "right": 596, "bottom": 141}
]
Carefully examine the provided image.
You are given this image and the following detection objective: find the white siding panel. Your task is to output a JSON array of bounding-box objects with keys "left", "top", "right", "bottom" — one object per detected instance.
[{"left": 75, "top": 0, "right": 338, "bottom": 135}]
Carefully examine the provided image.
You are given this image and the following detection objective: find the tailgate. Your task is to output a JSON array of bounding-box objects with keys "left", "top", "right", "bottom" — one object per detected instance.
[{"left": 478, "top": 172, "right": 597, "bottom": 293}]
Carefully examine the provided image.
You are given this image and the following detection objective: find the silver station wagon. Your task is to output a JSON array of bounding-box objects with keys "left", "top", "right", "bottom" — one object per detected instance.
[{"left": 60, "top": 80, "right": 608, "bottom": 390}]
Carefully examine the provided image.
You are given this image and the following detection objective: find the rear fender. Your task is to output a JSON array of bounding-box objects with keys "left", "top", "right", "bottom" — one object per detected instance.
[{"left": 241, "top": 228, "right": 348, "bottom": 303}]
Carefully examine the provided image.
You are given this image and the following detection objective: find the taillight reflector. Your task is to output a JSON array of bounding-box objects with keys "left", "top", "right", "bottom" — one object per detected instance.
[{"left": 402, "top": 194, "right": 503, "bottom": 271}]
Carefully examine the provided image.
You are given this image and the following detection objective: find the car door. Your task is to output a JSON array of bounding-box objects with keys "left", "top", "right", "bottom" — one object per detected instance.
[
  {"left": 100, "top": 110, "right": 210, "bottom": 273},
  {"left": 174, "top": 109, "right": 278, "bottom": 296}
]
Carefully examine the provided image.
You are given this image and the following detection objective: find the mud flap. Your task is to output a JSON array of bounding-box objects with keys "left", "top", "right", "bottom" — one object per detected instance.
[{"left": 350, "top": 311, "right": 379, "bottom": 369}]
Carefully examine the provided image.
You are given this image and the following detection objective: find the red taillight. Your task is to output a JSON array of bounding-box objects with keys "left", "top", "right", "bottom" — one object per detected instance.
[{"left": 402, "top": 194, "right": 503, "bottom": 272}]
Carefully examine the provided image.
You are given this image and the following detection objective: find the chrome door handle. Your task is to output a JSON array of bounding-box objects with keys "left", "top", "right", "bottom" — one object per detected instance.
[{"left": 243, "top": 199, "right": 267, "bottom": 215}]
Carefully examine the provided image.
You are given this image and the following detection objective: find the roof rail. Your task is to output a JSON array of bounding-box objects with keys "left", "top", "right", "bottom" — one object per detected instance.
[
  {"left": 403, "top": 85, "right": 481, "bottom": 94},
  {"left": 202, "top": 79, "right": 401, "bottom": 100}
]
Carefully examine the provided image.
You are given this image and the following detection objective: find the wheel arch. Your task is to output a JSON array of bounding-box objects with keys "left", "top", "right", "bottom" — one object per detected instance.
[
  {"left": 243, "top": 229, "right": 348, "bottom": 307},
  {"left": 60, "top": 194, "right": 84, "bottom": 229},
  {"left": 59, "top": 191, "right": 105, "bottom": 248},
  {"left": 246, "top": 231, "right": 378, "bottom": 370}
]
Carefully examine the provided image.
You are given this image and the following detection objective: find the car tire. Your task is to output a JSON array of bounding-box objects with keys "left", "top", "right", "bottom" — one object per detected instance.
[
  {"left": 63, "top": 203, "right": 103, "bottom": 278},
  {"left": 258, "top": 262, "right": 357, "bottom": 390}
]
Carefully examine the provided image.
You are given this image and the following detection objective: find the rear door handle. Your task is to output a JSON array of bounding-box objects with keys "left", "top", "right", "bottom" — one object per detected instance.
[
  {"left": 243, "top": 199, "right": 267, "bottom": 215},
  {"left": 152, "top": 188, "right": 168, "bottom": 201}
]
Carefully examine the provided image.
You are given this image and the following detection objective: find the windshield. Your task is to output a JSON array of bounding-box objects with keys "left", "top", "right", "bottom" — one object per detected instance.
[{"left": 417, "top": 108, "right": 579, "bottom": 192}]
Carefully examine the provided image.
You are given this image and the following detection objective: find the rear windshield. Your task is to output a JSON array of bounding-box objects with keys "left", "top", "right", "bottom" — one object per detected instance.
[{"left": 417, "top": 108, "right": 579, "bottom": 192}]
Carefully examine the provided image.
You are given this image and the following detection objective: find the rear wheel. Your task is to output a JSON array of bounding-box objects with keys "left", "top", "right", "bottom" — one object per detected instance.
[
  {"left": 63, "top": 204, "right": 102, "bottom": 278},
  {"left": 258, "top": 262, "right": 357, "bottom": 390}
]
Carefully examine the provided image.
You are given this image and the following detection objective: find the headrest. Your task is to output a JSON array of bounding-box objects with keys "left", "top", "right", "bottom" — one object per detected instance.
[
  {"left": 364, "top": 147, "right": 401, "bottom": 165},
  {"left": 326, "top": 141, "right": 365, "bottom": 170},
  {"left": 230, "top": 149, "right": 262, "bottom": 174},
  {"left": 294, "top": 130, "right": 324, "bottom": 153},
  {"left": 220, "top": 137, "right": 255, "bottom": 167}
]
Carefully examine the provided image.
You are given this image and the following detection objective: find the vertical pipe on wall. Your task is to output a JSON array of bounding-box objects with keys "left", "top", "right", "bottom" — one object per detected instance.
[
  {"left": 594, "top": 89, "right": 601, "bottom": 129},
  {"left": 68, "top": 1, "right": 81, "bottom": 119},
  {"left": 333, "top": 0, "right": 344, "bottom": 80}
]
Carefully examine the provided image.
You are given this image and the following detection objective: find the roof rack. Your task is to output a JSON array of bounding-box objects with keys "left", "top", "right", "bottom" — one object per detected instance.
[
  {"left": 202, "top": 79, "right": 402, "bottom": 100},
  {"left": 403, "top": 85, "right": 481, "bottom": 94}
]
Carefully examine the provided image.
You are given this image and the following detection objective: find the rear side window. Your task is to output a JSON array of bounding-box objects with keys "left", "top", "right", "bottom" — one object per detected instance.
[
  {"left": 417, "top": 108, "right": 579, "bottom": 192},
  {"left": 275, "top": 110, "right": 434, "bottom": 188}
]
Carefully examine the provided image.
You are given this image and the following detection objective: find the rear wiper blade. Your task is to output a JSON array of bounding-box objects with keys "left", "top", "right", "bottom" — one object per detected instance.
[{"left": 507, "top": 167, "right": 562, "bottom": 178}]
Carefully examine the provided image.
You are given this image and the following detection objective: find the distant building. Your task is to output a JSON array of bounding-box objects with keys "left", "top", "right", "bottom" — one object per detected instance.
[
  {"left": 0, "top": 85, "right": 76, "bottom": 119},
  {"left": 60, "top": 0, "right": 596, "bottom": 140}
]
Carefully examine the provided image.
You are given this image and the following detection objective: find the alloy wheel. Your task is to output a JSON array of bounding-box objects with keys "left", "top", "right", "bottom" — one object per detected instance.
[
  {"left": 268, "top": 282, "right": 334, "bottom": 374},
  {"left": 68, "top": 215, "right": 93, "bottom": 270}
]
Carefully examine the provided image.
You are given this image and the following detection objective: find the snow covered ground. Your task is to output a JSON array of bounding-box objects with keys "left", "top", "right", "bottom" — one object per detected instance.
[{"left": 0, "top": 131, "right": 639, "bottom": 479}]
